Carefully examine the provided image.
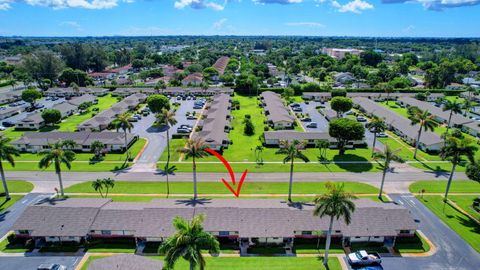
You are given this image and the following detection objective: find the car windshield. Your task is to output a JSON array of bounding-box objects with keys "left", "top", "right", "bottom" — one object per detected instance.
[{"left": 356, "top": 252, "right": 364, "bottom": 259}]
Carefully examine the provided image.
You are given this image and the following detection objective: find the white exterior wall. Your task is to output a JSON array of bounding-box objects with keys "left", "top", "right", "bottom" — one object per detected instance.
[
  {"left": 273, "top": 121, "right": 293, "bottom": 129},
  {"left": 257, "top": 237, "right": 284, "bottom": 244},
  {"left": 45, "top": 236, "right": 81, "bottom": 243}
]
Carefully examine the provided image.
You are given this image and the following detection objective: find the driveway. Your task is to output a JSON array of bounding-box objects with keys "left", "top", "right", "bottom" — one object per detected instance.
[
  {"left": 296, "top": 101, "right": 329, "bottom": 132},
  {"left": 0, "top": 193, "right": 52, "bottom": 238},
  {"left": 346, "top": 194, "right": 480, "bottom": 270},
  {"left": 0, "top": 256, "right": 82, "bottom": 270}
]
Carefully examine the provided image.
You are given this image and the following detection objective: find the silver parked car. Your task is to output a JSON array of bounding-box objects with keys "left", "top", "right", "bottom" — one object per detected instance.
[{"left": 37, "top": 264, "right": 67, "bottom": 270}]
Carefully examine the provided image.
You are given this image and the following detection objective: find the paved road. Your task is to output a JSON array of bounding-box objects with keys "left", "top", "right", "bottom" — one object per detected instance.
[
  {"left": 5, "top": 170, "right": 466, "bottom": 194},
  {"left": 0, "top": 256, "right": 81, "bottom": 270},
  {"left": 297, "top": 101, "right": 329, "bottom": 132},
  {"left": 371, "top": 194, "right": 480, "bottom": 270},
  {"left": 0, "top": 193, "right": 52, "bottom": 238}
]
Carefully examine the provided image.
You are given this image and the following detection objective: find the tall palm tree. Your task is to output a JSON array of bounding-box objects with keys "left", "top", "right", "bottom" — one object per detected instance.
[
  {"left": 177, "top": 138, "right": 208, "bottom": 200},
  {"left": 276, "top": 140, "right": 309, "bottom": 202},
  {"left": 102, "top": 177, "right": 115, "bottom": 198},
  {"left": 113, "top": 113, "right": 133, "bottom": 151},
  {"left": 159, "top": 214, "right": 219, "bottom": 270},
  {"left": 372, "top": 145, "right": 403, "bottom": 199},
  {"left": 443, "top": 100, "right": 463, "bottom": 134},
  {"left": 91, "top": 179, "right": 104, "bottom": 198},
  {"left": 440, "top": 136, "right": 477, "bottom": 201},
  {"left": 0, "top": 138, "right": 20, "bottom": 200},
  {"left": 408, "top": 109, "right": 437, "bottom": 159},
  {"left": 157, "top": 109, "right": 177, "bottom": 198},
  {"left": 313, "top": 183, "right": 356, "bottom": 266},
  {"left": 38, "top": 141, "right": 76, "bottom": 196},
  {"left": 366, "top": 116, "right": 387, "bottom": 155}
]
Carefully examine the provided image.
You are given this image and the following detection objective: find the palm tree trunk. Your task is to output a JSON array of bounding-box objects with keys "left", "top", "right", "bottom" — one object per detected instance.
[
  {"left": 0, "top": 161, "right": 10, "bottom": 200},
  {"left": 444, "top": 159, "right": 457, "bottom": 201},
  {"left": 189, "top": 261, "right": 195, "bottom": 270},
  {"left": 288, "top": 158, "right": 294, "bottom": 202},
  {"left": 413, "top": 128, "right": 422, "bottom": 159},
  {"left": 192, "top": 156, "right": 197, "bottom": 200},
  {"left": 324, "top": 215, "right": 334, "bottom": 266},
  {"left": 166, "top": 127, "right": 171, "bottom": 198},
  {"left": 447, "top": 110, "right": 453, "bottom": 132},
  {"left": 379, "top": 166, "right": 387, "bottom": 200},
  {"left": 124, "top": 129, "right": 128, "bottom": 151},
  {"left": 372, "top": 133, "right": 377, "bottom": 156},
  {"left": 56, "top": 161, "right": 65, "bottom": 197}
]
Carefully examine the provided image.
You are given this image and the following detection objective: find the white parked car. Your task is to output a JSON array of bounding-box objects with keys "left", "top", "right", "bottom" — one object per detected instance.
[
  {"left": 347, "top": 250, "right": 382, "bottom": 266},
  {"left": 37, "top": 264, "right": 67, "bottom": 270}
]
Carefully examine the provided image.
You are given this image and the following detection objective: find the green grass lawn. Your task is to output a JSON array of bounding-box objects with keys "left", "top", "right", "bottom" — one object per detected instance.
[
  {"left": 64, "top": 181, "right": 379, "bottom": 195},
  {"left": 393, "top": 232, "right": 430, "bottom": 254},
  {"left": 409, "top": 180, "right": 479, "bottom": 193},
  {"left": 0, "top": 180, "right": 34, "bottom": 193},
  {"left": 448, "top": 195, "right": 480, "bottom": 221},
  {"left": 417, "top": 195, "right": 480, "bottom": 253},
  {"left": 85, "top": 243, "right": 136, "bottom": 253},
  {"left": 2, "top": 138, "right": 145, "bottom": 172},
  {"left": 0, "top": 195, "right": 25, "bottom": 213},
  {"left": 161, "top": 94, "right": 380, "bottom": 173},
  {"left": 81, "top": 256, "right": 341, "bottom": 270}
]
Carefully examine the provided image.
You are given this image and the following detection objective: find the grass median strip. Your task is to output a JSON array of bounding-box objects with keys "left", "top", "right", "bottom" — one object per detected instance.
[{"left": 409, "top": 180, "right": 479, "bottom": 194}]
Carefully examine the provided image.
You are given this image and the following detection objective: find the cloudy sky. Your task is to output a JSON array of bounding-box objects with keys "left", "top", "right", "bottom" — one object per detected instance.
[{"left": 0, "top": 0, "right": 479, "bottom": 37}]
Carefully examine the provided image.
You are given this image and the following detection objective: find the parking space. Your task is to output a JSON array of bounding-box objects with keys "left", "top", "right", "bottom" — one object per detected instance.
[
  {"left": 170, "top": 96, "right": 205, "bottom": 135},
  {"left": 0, "top": 256, "right": 81, "bottom": 270},
  {"left": 291, "top": 101, "right": 330, "bottom": 132},
  {"left": 0, "top": 97, "right": 66, "bottom": 128}
]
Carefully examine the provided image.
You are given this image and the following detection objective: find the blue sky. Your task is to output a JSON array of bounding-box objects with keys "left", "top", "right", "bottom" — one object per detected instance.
[{"left": 0, "top": 0, "right": 479, "bottom": 37}]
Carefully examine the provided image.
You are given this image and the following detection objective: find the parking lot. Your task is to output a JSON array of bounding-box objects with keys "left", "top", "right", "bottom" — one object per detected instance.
[
  {"left": 0, "top": 97, "right": 66, "bottom": 128},
  {"left": 0, "top": 256, "right": 81, "bottom": 270}
]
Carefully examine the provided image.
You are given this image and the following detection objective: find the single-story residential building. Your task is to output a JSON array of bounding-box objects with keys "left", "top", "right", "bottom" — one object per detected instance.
[
  {"left": 260, "top": 91, "right": 294, "bottom": 129},
  {"left": 12, "top": 131, "right": 137, "bottom": 153},
  {"left": 68, "top": 94, "right": 98, "bottom": 107},
  {"left": 0, "top": 91, "right": 22, "bottom": 104},
  {"left": 303, "top": 92, "right": 418, "bottom": 102},
  {"left": 0, "top": 106, "right": 23, "bottom": 120},
  {"left": 13, "top": 198, "right": 418, "bottom": 253},
  {"left": 354, "top": 97, "right": 443, "bottom": 152},
  {"left": 263, "top": 131, "right": 365, "bottom": 148},
  {"left": 182, "top": 72, "right": 203, "bottom": 86},
  {"left": 45, "top": 87, "right": 109, "bottom": 98},
  {"left": 193, "top": 93, "right": 231, "bottom": 151},
  {"left": 15, "top": 101, "right": 78, "bottom": 130},
  {"left": 87, "top": 254, "right": 163, "bottom": 270}
]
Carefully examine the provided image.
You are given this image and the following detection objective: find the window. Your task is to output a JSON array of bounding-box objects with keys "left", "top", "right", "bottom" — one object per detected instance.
[
  {"left": 219, "top": 231, "right": 229, "bottom": 236},
  {"left": 400, "top": 230, "right": 410, "bottom": 234},
  {"left": 18, "top": 230, "right": 29, "bottom": 234},
  {"left": 335, "top": 230, "right": 341, "bottom": 233},
  {"left": 101, "top": 230, "right": 111, "bottom": 235},
  {"left": 301, "top": 231, "right": 312, "bottom": 236}
]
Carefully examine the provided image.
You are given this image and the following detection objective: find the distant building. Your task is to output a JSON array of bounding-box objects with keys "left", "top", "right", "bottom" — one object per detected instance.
[
  {"left": 182, "top": 72, "right": 203, "bottom": 86},
  {"left": 321, "top": 48, "right": 363, "bottom": 60}
]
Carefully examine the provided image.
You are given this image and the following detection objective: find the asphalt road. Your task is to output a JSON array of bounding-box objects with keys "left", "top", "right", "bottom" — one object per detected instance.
[
  {"left": 360, "top": 194, "right": 480, "bottom": 270},
  {"left": 297, "top": 101, "right": 329, "bottom": 132},
  {"left": 0, "top": 193, "right": 52, "bottom": 238},
  {"left": 0, "top": 256, "right": 82, "bottom": 270}
]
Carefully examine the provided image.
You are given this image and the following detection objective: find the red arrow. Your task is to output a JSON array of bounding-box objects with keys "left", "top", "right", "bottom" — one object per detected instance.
[{"left": 205, "top": 148, "right": 248, "bottom": 197}]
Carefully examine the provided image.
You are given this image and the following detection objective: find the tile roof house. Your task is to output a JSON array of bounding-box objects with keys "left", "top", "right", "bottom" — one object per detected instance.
[
  {"left": 13, "top": 198, "right": 417, "bottom": 251},
  {"left": 263, "top": 131, "right": 365, "bottom": 148},
  {"left": 213, "top": 56, "right": 230, "bottom": 76},
  {"left": 87, "top": 254, "right": 163, "bottom": 270},
  {"left": 192, "top": 93, "right": 231, "bottom": 151},
  {"left": 260, "top": 91, "right": 294, "bottom": 129},
  {"left": 12, "top": 131, "right": 137, "bottom": 153},
  {"left": 182, "top": 72, "right": 203, "bottom": 86},
  {"left": 354, "top": 97, "right": 443, "bottom": 152},
  {"left": 78, "top": 93, "right": 146, "bottom": 131}
]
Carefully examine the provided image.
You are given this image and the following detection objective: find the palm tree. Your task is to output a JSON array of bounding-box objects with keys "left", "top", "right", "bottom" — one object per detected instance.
[
  {"left": 91, "top": 140, "right": 105, "bottom": 159},
  {"left": 313, "top": 183, "right": 356, "bottom": 266},
  {"left": 113, "top": 113, "right": 133, "bottom": 151},
  {"left": 408, "top": 109, "right": 437, "bottom": 159},
  {"left": 157, "top": 109, "right": 177, "bottom": 198},
  {"left": 443, "top": 100, "right": 463, "bottom": 134},
  {"left": 440, "top": 136, "right": 477, "bottom": 201},
  {"left": 0, "top": 138, "right": 20, "bottom": 200},
  {"left": 38, "top": 141, "right": 76, "bottom": 196},
  {"left": 276, "top": 140, "right": 309, "bottom": 202},
  {"left": 316, "top": 139, "right": 330, "bottom": 161},
  {"left": 91, "top": 179, "right": 104, "bottom": 198},
  {"left": 102, "top": 177, "right": 115, "bottom": 198},
  {"left": 159, "top": 214, "right": 219, "bottom": 270},
  {"left": 372, "top": 145, "right": 403, "bottom": 200},
  {"left": 177, "top": 138, "right": 208, "bottom": 200},
  {"left": 366, "top": 116, "right": 387, "bottom": 155}
]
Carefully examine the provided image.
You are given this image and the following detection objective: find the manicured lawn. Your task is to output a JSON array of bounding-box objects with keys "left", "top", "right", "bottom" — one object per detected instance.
[
  {"left": 0, "top": 195, "right": 24, "bottom": 213},
  {"left": 449, "top": 195, "right": 480, "bottom": 221},
  {"left": 65, "top": 181, "right": 379, "bottom": 195},
  {"left": 0, "top": 180, "right": 34, "bottom": 193},
  {"left": 394, "top": 232, "right": 430, "bottom": 254},
  {"left": 293, "top": 238, "right": 344, "bottom": 254},
  {"left": 409, "top": 180, "right": 479, "bottom": 193},
  {"left": 81, "top": 256, "right": 341, "bottom": 270},
  {"left": 417, "top": 195, "right": 480, "bottom": 253}
]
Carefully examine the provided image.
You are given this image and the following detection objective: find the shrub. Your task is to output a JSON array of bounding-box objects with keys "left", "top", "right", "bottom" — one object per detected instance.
[
  {"left": 7, "top": 233, "right": 16, "bottom": 244},
  {"left": 245, "top": 114, "right": 251, "bottom": 119}
]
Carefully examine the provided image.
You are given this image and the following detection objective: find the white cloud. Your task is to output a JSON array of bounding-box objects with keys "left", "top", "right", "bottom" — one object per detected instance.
[
  {"left": 285, "top": 22, "right": 325, "bottom": 28},
  {"left": 0, "top": 0, "right": 135, "bottom": 10},
  {"left": 174, "top": 0, "right": 226, "bottom": 10},
  {"left": 253, "top": 0, "right": 302, "bottom": 4},
  {"left": 331, "top": 0, "right": 373, "bottom": 13},
  {"left": 0, "top": 0, "right": 12, "bottom": 10},
  {"left": 382, "top": 0, "right": 480, "bottom": 10},
  {"left": 213, "top": 18, "right": 228, "bottom": 30}
]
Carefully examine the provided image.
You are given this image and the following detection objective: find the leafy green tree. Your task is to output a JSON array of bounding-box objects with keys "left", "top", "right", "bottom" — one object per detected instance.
[
  {"left": 408, "top": 109, "right": 438, "bottom": 159},
  {"left": 302, "top": 82, "right": 322, "bottom": 92},
  {"left": 147, "top": 94, "right": 170, "bottom": 114},
  {"left": 366, "top": 116, "right": 387, "bottom": 155},
  {"left": 235, "top": 74, "right": 258, "bottom": 95},
  {"left": 22, "top": 50, "right": 64, "bottom": 85},
  {"left": 255, "top": 145, "right": 264, "bottom": 164},
  {"left": 91, "top": 140, "right": 106, "bottom": 159},
  {"left": 58, "top": 68, "right": 92, "bottom": 87},
  {"left": 157, "top": 109, "right": 177, "bottom": 198},
  {"left": 159, "top": 214, "right": 220, "bottom": 270},
  {"left": 276, "top": 140, "right": 309, "bottom": 202},
  {"left": 440, "top": 136, "right": 477, "bottom": 201},
  {"left": 360, "top": 50, "right": 383, "bottom": 67},
  {"left": 41, "top": 109, "right": 62, "bottom": 126},
  {"left": 329, "top": 118, "right": 365, "bottom": 155},
  {"left": 154, "top": 80, "right": 167, "bottom": 94},
  {"left": 113, "top": 113, "right": 133, "bottom": 150},
  {"left": 0, "top": 138, "right": 20, "bottom": 200},
  {"left": 283, "top": 87, "right": 294, "bottom": 102},
  {"left": 372, "top": 146, "right": 403, "bottom": 199},
  {"left": 330, "top": 97, "right": 353, "bottom": 118},
  {"left": 313, "top": 183, "right": 356, "bottom": 266},
  {"left": 177, "top": 138, "right": 208, "bottom": 200},
  {"left": 21, "top": 88, "right": 42, "bottom": 109},
  {"left": 388, "top": 77, "right": 411, "bottom": 89},
  {"left": 203, "top": 67, "right": 219, "bottom": 80},
  {"left": 38, "top": 141, "right": 76, "bottom": 196},
  {"left": 243, "top": 117, "right": 255, "bottom": 136},
  {"left": 466, "top": 161, "right": 480, "bottom": 183}
]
